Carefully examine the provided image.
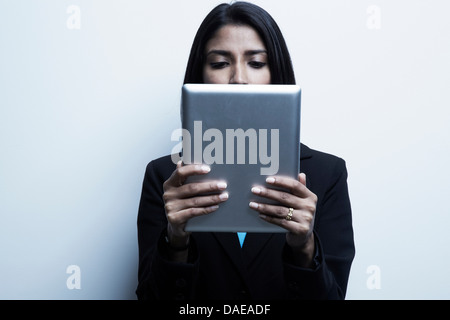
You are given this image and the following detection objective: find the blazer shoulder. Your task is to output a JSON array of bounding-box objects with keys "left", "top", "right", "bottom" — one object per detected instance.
[
  {"left": 300, "top": 144, "right": 347, "bottom": 182},
  {"left": 301, "top": 144, "right": 346, "bottom": 166},
  {"left": 145, "top": 154, "right": 177, "bottom": 182}
]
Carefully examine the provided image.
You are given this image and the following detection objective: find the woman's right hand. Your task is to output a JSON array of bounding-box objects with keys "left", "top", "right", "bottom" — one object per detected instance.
[{"left": 162, "top": 161, "right": 228, "bottom": 250}]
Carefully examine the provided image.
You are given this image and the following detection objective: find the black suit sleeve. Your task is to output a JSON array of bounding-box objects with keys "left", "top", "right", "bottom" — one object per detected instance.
[
  {"left": 135, "top": 159, "right": 199, "bottom": 300},
  {"left": 283, "top": 158, "right": 355, "bottom": 299}
]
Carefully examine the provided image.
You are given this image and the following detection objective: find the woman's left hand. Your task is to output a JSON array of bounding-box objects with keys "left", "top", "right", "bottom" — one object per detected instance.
[{"left": 249, "top": 173, "right": 317, "bottom": 267}]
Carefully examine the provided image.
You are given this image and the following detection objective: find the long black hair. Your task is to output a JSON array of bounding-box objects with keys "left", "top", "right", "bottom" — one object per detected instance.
[{"left": 183, "top": 1, "right": 296, "bottom": 85}]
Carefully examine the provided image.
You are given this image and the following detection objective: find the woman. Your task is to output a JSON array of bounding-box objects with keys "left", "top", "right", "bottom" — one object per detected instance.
[{"left": 136, "top": 1, "right": 355, "bottom": 300}]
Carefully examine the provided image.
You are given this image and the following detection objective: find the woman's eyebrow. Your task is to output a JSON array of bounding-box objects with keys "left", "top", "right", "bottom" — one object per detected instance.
[
  {"left": 206, "top": 50, "right": 232, "bottom": 57},
  {"left": 206, "top": 49, "right": 267, "bottom": 57},
  {"left": 244, "top": 49, "right": 267, "bottom": 56}
]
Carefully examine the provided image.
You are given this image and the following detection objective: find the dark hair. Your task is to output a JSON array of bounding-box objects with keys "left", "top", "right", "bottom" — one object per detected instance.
[{"left": 183, "top": 1, "right": 296, "bottom": 84}]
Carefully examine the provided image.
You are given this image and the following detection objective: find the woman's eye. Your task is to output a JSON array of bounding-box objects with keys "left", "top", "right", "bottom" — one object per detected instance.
[
  {"left": 249, "top": 61, "right": 267, "bottom": 69},
  {"left": 210, "top": 62, "right": 229, "bottom": 69}
]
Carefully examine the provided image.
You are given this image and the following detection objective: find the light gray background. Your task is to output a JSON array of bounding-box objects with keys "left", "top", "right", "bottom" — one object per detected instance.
[{"left": 1, "top": 0, "right": 449, "bottom": 299}]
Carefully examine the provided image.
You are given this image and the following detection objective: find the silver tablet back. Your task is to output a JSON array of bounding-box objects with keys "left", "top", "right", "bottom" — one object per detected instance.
[{"left": 181, "top": 84, "right": 301, "bottom": 233}]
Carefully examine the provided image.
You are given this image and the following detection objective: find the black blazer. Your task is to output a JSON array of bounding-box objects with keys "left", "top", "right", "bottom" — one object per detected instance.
[{"left": 136, "top": 144, "right": 355, "bottom": 300}]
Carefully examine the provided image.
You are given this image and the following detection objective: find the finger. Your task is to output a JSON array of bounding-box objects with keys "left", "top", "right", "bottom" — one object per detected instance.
[
  {"left": 249, "top": 201, "right": 292, "bottom": 220},
  {"left": 177, "top": 180, "right": 227, "bottom": 199},
  {"left": 259, "top": 212, "right": 312, "bottom": 237},
  {"left": 248, "top": 202, "right": 292, "bottom": 230},
  {"left": 265, "top": 175, "right": 311, "bottom": 198},
  {"left": 167, "top": 204, "right": 220, "bottom": 226},
  {"left": 164, "top": 164, "right": 211, "bottom": 190},
  {"left": 249, "top": 197, "right": 316, "bottom": 222},
  {"left": 251, "top": 186, "right": 298, "bottom": 208},
  {"left": 249, "top": 202, "right": 313, "bottom": 235},
  {"left": 259, "top": 213, "right": 291, "bottom": 230},
  {"left": 167, "top": 192, "right": 229, "bottom": 213}
]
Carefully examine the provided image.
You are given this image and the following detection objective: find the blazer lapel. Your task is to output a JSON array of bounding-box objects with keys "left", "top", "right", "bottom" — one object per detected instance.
[
  {"left": 212, "top": 232, "right": 247, "bottom": 274},
  {"left": 241, "top": 233, "right": 273, "bottom": 266},
  {"left": 213, "top": 233, "right": 276, "bottom": 277}
]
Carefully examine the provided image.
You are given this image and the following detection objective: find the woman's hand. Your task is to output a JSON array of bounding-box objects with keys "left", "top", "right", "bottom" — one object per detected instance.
[
  {"left": 162, "top": 161, "right": 228, "bottom": 252},
  {"left": 249, "top": 173, "right": 318, "bottom": 268}
]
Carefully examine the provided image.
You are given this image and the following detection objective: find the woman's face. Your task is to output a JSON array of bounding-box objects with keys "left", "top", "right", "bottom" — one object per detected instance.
[{"left": 203, "top": 24, "right": 271, "bottom": 84}]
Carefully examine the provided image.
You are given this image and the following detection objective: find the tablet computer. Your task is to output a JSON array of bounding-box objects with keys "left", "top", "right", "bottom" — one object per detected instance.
[{"left": 181, "top": 84, "right": 301, "bottom": 233}]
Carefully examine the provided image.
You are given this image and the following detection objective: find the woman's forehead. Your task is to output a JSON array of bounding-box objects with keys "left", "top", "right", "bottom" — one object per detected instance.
[{"left": 205, "top": 24, "right": 267, "bottom": 53}]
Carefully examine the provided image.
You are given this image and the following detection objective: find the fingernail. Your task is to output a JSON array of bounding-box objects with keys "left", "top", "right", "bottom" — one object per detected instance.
[
  {"left": 219, "top": 192, "right": 229, "bottom": 201},
  {"left": 259, "top": 214, "right": 267, "bottom": 220},
  {"left": 217, "top": 182, "right": 227, "bottom": 190},
  {"left": 200, "top": 165, "right": 210, "bottom": 173},
  {"left": 251, "top": 187, "right": 261, "bottom": 194},
  {"left": 208, "top": 205, "right": 219, "bottom": 211},
  {"left": 249, "top": 201, "right": 259, "bottom": 209},
  {"left": 266, "top": 177, "right": 275, "bottom": 184}
]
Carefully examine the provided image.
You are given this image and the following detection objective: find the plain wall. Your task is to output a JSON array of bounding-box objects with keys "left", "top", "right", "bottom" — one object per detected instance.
[{"left": 1, "top": 0, "right": 449, "bottom": 299}]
